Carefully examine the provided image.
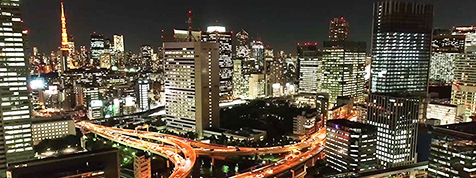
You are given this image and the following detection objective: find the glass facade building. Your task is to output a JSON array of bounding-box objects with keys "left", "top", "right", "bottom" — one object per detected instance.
[
  {"left": 0, "top": 0, "right": 35, "bottom": 174},
  {"left": 368, "top": 1, "right": 433, "bottom": 169}
]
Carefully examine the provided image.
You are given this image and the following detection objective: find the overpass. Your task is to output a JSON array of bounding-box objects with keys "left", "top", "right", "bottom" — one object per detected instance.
[{"left": 78, "top": 121, "right": 327, "bottom": 178}]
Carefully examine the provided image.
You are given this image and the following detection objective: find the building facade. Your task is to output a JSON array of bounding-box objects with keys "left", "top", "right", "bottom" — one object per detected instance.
[
  {"left": 322, "top": 41, "right": 366, "bottom": 106},
  {"left": 136, "top": 79, "right": 149, "bottom": 112},
  {"left": 367, "top": 1, "right": 433, "bottom": 168},
  {"left": 329, "top": 17, "right": 350, "bottom": 41},
  {"left": 297, "top": 43, "right": 321, "bottom": 94},
  {"left": 201, "top": 26, "right": 233, "bottom": 100},
  {"left": 164, "top": 42, "right": 220, "bottom": 136},
  {"left": 326, "top": 119, "right": 377, "bottom": 174},
  {"left": 428, "top": 122, "right": 476, "bottom": 178},
  {"left": 0, "top": 0, "right": 35, "bottom": 174},
  {"left": 451, "top": 52, "right": 476, "bottom": 120},
  {"left": 31, "top": 117, "right": 76, "bottom": 145}
]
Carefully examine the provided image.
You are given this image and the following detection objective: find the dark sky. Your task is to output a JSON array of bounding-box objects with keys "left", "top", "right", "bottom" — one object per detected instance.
[{"left": 22, "top": 0, "right": 476, "bottom": 54}]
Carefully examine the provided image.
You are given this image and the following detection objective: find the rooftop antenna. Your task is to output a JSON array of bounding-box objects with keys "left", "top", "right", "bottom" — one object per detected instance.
[{"left": 187, "top": 10, "right": 196, "bottom": 42}]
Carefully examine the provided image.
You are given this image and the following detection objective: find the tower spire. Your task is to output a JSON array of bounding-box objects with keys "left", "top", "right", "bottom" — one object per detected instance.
[{"left": 61, "top": 2, "right": 69, "bottom": 51}]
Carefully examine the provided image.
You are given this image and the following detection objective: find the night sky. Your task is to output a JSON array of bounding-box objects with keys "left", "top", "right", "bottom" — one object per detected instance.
[{"left": 22, "top": 0, "right": 476, "bottom": 54}]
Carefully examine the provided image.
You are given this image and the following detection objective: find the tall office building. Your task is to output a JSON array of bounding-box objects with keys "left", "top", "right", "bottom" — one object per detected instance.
[
  {"left": 201, "top": 26, "right": 233, "bottom": 99},
  {"left": 428, "top": 122, "right": 476, "bottom": 178},
  {"left": 140, "top": 45, "right": 152, "bottom": 71},
  {"left": 451, "top": 53, "right": 476, "bottom": 120},
  {"left": 164, "top": 42, "right": 220, "bottom": 136},
  {"left": 90, "top": 33, "right": 105, "bottom": 67},
  {"left": 326, "top": 119, "right": 377, "bottom": 174},
  {"left": 329, "top": 17, "right": 349, "bottom": 42},
  {"left": 251, "top": 40, "right": 264, "bottom": 70},
  {"left": 297, "top": 43, "right": 321, "bottom": 94},
  {"left": 136, "top": 79, "right": 149, "bottom": 112},
  {"left": 113, "top": 34, "right": 124, "bottom": 52},
  {"left": 321, "top": 41, "right": 366, "bottom": 107},
  {"left": 0, "top": 0, "right": 35, "bottom": 175},
  {"left": 232, "top": 60, "right": 248, "bottom": 98},
  {"left": 367, "top": 1, "right": 433, "bottom": 168},
  {"left": 451, "top": 27, "right": 476, "bottom": 120},
  {"left": 430, "top": 29, "right": 465, "bottom": 83}
]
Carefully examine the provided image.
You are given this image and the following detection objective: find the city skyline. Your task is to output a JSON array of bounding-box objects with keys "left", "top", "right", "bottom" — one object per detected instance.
[{"left": 22, "top": 0, "right": 476, "bottom": 54}]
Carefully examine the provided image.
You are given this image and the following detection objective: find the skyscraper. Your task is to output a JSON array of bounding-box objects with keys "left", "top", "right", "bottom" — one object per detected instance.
[
  {"left": 297, "top": 43, "right": 321, "bottom": 94},
  {"left": 201, "top": 26, "right": 233, "bottom": 99},
  {"left": 113, "top": 34, "right": 124, "bottom": 52},
  {"left": 164, "top": 41, "right": 220, "bottom": 136},
  {"left": 0, "top": 0, "right": 35, "bottom": 174},
  {"left": 321, "top": 41, "right": 366, "bottom": 107},
  {"left": 233, "top": 29, "right": 251, "bottom": 98},
  {"left": 329, "top": 17, "right": 349, "bottom": 42},
  {"left": 451, "top": 26, "right": 476, "bottom": 120},
  {"left": 90, "top": 33, "right": 105, "bottom": 67},
  {"left": 251, "top": 40, "right": 264, "bottom": 70},
  {"left": 140, "top": 45, "right": 152, "bottom": 71},
  {"left": 367, "top": 1, "right": 433, "bottom": 168}
]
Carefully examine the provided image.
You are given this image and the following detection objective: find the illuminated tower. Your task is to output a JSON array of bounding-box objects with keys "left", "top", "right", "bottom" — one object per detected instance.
[
  {"left": 0, "top": 0, "right": 35, "bottom": 175},
  {"left": 60, "top": 2, "right": 68, "bottom": 51},
  {"left": 59, "top": 2, "right": 72, "bottom": 71}
]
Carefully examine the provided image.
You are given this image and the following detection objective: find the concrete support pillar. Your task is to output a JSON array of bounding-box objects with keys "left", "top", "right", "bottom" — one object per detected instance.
[
  {"left": 211, "top": 156, "right": 215, "bottom": 166},
  {"left": 290, "top": 170, "right": 295, "bottom": 178}
]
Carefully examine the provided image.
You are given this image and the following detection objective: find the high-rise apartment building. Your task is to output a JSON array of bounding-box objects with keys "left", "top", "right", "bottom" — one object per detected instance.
[
  {"left": 201, "top": 26, "right": 233, "bottom": 99},
  {"left": 367, "top": 1, "right": 433, "bottom": 168},
  {"left": 321, "top": 41, "right": 366, "bottom": 107},
  {"left": 329, "top": 17, "right": 349, "bottom": 42},
  {"left": 164, "top": 42, "right": 220, "bottom": 136},
  {"left": 326, "top": 119, "right": 377, "bottom": 174},
  {"left": 297, "top": 43, "right": 321, "bottom": 94},
  {"left": 0, "top": 0, "right": 35, "bottom": 174},
  {"left": 428, "top": 122, "right": 476, "bottom": 178}
]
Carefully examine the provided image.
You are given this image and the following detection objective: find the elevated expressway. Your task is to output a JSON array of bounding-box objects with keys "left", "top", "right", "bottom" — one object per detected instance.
[{"left": 78, "top": 121, "right": 326, "bottom": 178}]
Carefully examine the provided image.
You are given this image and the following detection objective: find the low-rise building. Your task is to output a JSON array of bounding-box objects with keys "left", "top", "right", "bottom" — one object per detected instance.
[
  {"left": 293, "top": 111, "right": 320, "bottom": 138},
  {"left": 134, "top": 152, "right": 151, "bottom": 178},
  {"left": 7, "top": 149, "right": 119, "bottom": 178},
  {"left": 203, "top": 128, "right": 266, "bottom": 142},
  {"left": 32, "top": 116, "right": 76, "bottom": 145}
]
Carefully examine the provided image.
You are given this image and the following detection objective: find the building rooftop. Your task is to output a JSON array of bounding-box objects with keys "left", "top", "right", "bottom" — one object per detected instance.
[
  {"left": 327, "top": 119, "right": 375, "bottom": 130},
  {"left": 434, "top": 122, "right": 476, "bottom": 135}
]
